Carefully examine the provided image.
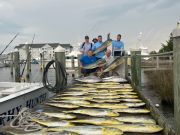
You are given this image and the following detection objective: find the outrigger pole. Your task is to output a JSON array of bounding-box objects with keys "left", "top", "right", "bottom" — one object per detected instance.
[{"left": 0, "top": 33, "right": 19, "bottom": 55}]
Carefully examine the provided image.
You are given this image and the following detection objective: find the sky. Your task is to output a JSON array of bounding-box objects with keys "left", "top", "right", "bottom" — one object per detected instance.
[{"left": 0, "top": 0, "right": 180, "bottom": 53}]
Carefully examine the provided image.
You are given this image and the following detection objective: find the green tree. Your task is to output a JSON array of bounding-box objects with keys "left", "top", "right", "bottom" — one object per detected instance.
[
  {"left": 150, "top": 50, "right": 157, "bottom": 54},
  {"left": 159, "top": 38, "right": 173, "bottom": 53}
]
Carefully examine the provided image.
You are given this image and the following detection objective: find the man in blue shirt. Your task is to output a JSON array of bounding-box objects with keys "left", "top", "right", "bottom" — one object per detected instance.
[
  {"left": 92, "top": 35, "right": 106, "bottom": 59},
  {"left": 80, "top": 50, "right": 97, "bottom": 75},
  {"left": 112, "top": 34, "right": 124, "bottom": 56}
]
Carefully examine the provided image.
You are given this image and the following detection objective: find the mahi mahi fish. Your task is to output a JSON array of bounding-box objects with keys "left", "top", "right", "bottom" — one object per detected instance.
[
  {"left": 69, "top": 117, "right": 123, "bottom": 126},
  {"left": 119, "top": 99, "right": 142, "bottom": 102},
  {"left": 102, "top": 76, "right": 127, "bottom": 83},
  {"left": 93, "top": 40, "right": 112, "bottom": 55},
  {"left": 64, "top": 108, "right": 119, "bottom": 117},
  {"left": 69, "top": 87, "right": 97, "bottom": 91},
  {"left": 54, "top": 96, "right": 92, "bottom": 100},
  {"left": 119, "top": 95, "right": 138, "bottom": 99},
  {"left": 114, "top": 116, "right": 156, "bottom": 124},
  {"left": 75, "top": 76, "right": 102, "bottom": 83},
  {"left": 48, "top": 126, "right": 123, "bottom": 135},
  {"left": 32, "top": 118, "right": 73, "bottom": 127},
  {"left": 80, "top": 103, "right": 128, "bottom": 109},
  {"left": 90, "top": 99, "right": 121, "bottom": 103},
  {"left": 92, "top": 95, "right": 121, "bottom": 99},
  {"left": 108, "top": 123, "right": 163, "bottom": 133},
  {"left": 101, "top": 57, "right": 124, "bottom": 74},
  {"left": 120, "top": 102, "right": 146, "bottom": 107},
  {"left": 43, "top": 112, "right": 76, "bottom": 119},
  {"left": 83, "top": 59, "right": 106, "bottom": 69},
  {"left": 45, "top": 103, "right": 79, "bottom": 109},
  {"left": 114, "top": 108, "right": 150, "bottom": 114},
  {"left": 49, "top": 100, "right": 91, "bottom": 105},
  {"left": 59, "top": 91, "right": 88, "bottom": 96}
]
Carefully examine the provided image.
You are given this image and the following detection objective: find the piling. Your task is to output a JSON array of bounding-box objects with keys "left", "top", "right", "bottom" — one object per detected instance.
[
  {"left": 10, "top": 52, "right": 13, "bottom": 75},
  {"left": 26, "top": 44, "right": 30, "bottom": 78},
  {"left": 40, "top": 51, "right": 45, "bottom": 70},
  {"left": 172, "top": 22, "right": 180, "bottom": 135},
  {"left": 13, "top": 50, "right": 20, "bottom": 82},
  {"left": 131, "top": 50, "right": 141, "bottom": 90},
  {"left": 71, "top": 55, "right": 75, "bottom": 69},
  {"left": 77, "top": 54, "right": 81, "bottom": 76},
  {"left": 124, "top": 54, "right": 128, "bottom": 79},
  {"left": 54, "top": 46, "right": 66, "bottom": 91}
]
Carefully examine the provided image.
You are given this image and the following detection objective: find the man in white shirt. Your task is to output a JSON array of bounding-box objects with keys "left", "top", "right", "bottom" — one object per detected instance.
[
  {"left": 103, "top": 49, "right": 114, "bottom": 65},
  {"left": 79, "top": 36, "right": 93, "bottom": 56}
]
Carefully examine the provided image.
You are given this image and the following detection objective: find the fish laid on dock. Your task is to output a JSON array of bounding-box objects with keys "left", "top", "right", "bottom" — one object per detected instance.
[
  {"left": 92, "top": 95, "right": 121, "bottom": 99},
  {"left": 114, "top": 116, "right": 156, "bottom": 124},
  {"left": 114, "top": 108, "right": 150, "bottom": 114},
  {"left": 43, "top": 112, "right": 76, "bottom": 119},
  {"left": 69, "top": 117, "right": 123, "bottom": 126},
  {"left": 54, "top": 96, "right": 93, "bottom": 100},
  {"left": 108, "top": 123, "right": 163, "bottom": 133},
  {"left": 120, "top": 102, "right": 146, "bottom": 107},
  {"left": 119, "top": 95, "right": 138, "bottom": 99},
  {"left": 59, "top": 91, "right": 88, "bottom": 96},
  {"left": 48, "top": 126, "right": 123, "bottom": 135},
  {"left": 75, "top": 76, "right": 102, "bottom": 83},
  {"left": 45, "top": 103, "right": 79, "bottom": 109},
  {"left": 102, "top": 76, "right": 127, "bottom": 83},
  {"left": 119, "top": 98, "right": 142, "bottom": 102},
  {"left": 69, "top": 87, "right": 97, "bottom": 91},
  {"left": 49, "top": 99, "right": 91, "bottom": 105},
  {"left": 90, "top": 99, "right": 121, "bottom": 103},
  {"left": 32, "top": 118, "right": 73, "bottom": 127},
  {"left": 64, "top": 108, "right": 119, "bottom": 117},
  {"left": 93, "top": 40, "right": 112, "bottom": 55},
  {"left": 80, "top": 103, "right": 128, "bottom": 109}
]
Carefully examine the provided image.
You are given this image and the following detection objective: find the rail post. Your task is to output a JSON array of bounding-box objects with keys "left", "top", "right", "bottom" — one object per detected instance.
[
  {"left": 10, "top": 52, "right": 13, "bottom": 75},
  {"left": 77, "top": 54, "right": 81, "bottom": 76},
  {"left": 131, "top": 50, "right": 141, "bottom": 90},
  {"left": 55, "top": 46, "right": 66, "bottom": 91},
  {"left": 14, "top": 50, "right": 20, "bottom": 82},
  {"left": 156, "top": 56, "right": 159, "bottom": 69},
  {"left": 124, "top": 54, "right": 128, "bottom": 79},
  {"left": 172, "top": 22, "right": 180, "bottom": 135}
]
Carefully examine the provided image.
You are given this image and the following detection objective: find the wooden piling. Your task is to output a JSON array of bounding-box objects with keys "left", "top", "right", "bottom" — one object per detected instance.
[
  {"left": 124, "top": 54, "right": 128, "bottom": 79},
  {"left": 26, "top": 44, "right": 30, "bottom": 78},
  {"left": 71, "top": 55, "right": 75, "bottom": 69},
  {"left": 172, "top": 23, "right": 180, "bottom": 135},
  {"left": 77, "top": 54, "right": 81, "bottom": 77},
  {"left": 14, "top": 51, "right": 20, "bottom": 82},
  {"left": 10, "top": 52, "right": 13, "bottom": 75}
]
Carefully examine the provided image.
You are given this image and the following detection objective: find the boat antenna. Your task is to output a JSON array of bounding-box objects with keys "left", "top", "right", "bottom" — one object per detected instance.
[{"left": 0, "top": 33, "right": 19, "bottom": 55}]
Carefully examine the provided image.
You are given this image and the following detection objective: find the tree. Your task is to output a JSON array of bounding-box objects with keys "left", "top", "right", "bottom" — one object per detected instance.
[
  {"left": 159, "top": 37, "right": 173, "bottom": 53},
  {"left": 150, "top": 51, "right": 157, "bottom": 54}
]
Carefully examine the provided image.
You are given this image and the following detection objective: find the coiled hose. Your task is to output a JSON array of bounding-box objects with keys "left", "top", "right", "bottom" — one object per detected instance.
[{"left": 42, "top": 60, "right": 67, "bottom": 93}]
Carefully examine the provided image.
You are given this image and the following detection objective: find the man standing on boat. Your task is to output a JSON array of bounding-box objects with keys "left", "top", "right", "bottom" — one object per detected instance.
[
  {"left": 92, "top": 35, "right": 106, "bottom": 59},
  {"left": 112, "top": 34, "right": 124, "bottom": 56},
  {"left": 79, "top": 36, "right": 93, "bottom": 56}
]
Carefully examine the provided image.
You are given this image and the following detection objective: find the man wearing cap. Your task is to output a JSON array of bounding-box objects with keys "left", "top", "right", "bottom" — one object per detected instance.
[
  {"left": 79, "top": 36, "right": 93, "bottom": 56},
  {"left": 92, "top": 35, "right": 106, "bottom": 59}
]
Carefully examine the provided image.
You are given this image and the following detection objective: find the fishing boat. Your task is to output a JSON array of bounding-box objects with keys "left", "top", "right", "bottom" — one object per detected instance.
[{"left": 0, "top": 82, "right": 54, "bottom": 127}]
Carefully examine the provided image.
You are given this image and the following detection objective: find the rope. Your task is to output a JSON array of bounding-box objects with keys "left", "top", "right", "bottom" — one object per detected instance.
[{"left": 42, "top": 60, "right": 67, "bottom": 93}]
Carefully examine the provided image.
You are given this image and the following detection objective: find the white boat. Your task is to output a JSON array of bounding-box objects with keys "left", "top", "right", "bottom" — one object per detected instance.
[
  {"left": 0, "top": 61, "right": 5, "bottom": 68},
  {"left": 0, "top": 82, "right": 53, "bottom": 127}
]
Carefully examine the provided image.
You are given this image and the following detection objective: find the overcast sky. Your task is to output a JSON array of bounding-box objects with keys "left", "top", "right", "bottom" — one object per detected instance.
[{"left": 0, "top": 0, "right": 180, "bottom": 53}]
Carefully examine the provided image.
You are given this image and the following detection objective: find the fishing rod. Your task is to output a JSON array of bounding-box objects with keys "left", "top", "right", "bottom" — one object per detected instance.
[{"left": 0, "top": 33, "right": 19, "bottom": 55}]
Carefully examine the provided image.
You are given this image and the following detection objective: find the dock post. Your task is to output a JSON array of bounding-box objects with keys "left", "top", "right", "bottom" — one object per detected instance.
[
  {"left": 54, "top": 46, "right": 66, "bottom": 91},
  {"left": 172, "top": 22, "right": 180, "bottom": 135},
  {"left": 40, "top": 51, "right": 45, "bottom": 70},
  {"left": 131, "top": 50, "right": 141, "bottom": 90},
  {"left": 26, "top": 44, "right": 30, "bottom": 78},
  {"left": 10, "top": 52, "right": 13, "bottom": 75},
  {"left": 71, "top": 55, "right": 75, "bottom": 69},
  {"left": 124, "top": 54, "right": 128, "bottom": 79},
  {"left": 77, "top": 54, "right": 81, "bottom": 76},
  {"left": 14, "top": 50, "right": 20, "bottom": 82},
  {"left": 156, "top": 56, "right": 159, "bottom": 69}
]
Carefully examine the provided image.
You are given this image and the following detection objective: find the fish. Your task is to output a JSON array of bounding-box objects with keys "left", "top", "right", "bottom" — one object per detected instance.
[
  {"left": 69, "top": 87, "right": 97, "bottom": 91},
  {"left": 60, "top": 91, "right": 88, "bottom": 96},
  {"left": 83, "top": 59, "right": 106, "bottom": 69},
  {"left": 69, "top": 117, "right": 123, "bottom": 126},
  {"left": 93, "top": 40, "right": 112, "bottom": 55},
  {"left": 75, "top": 76, "right": 102, "bottom": 83},
  {"left": 81, "top": 103, "right": 128, "bottom": 109},
  {"left": 120, "top": 102, "right": 146, "bottom": 107},
  {"left": 48, "top": 126, "right": 123, "bottom": 135},
  {"left": 114, "top": 116, "right": 156, "bottom": 124},
  {"left": 94, "top": 82, "right": 120, "bottom": 85},
  {"left": 89, "top": 92, "right": 119, "bottom": 96},
  {"left": 55, "top": 96, "right": 92, "bottom": 100},
  {"left": 113, "top": 89, "right": 133, "bottom": 92},
  {"left": 90, "top": 99, "right": 121, "bottom": 103},
  {"left": 119, "top": 95, "right": 138, "bottom": 99},
  {"left": 102, "top": 76, "right": 127, "bottom": 83},
  {"left": 119, "top": 99, "right": 142, "bottom": 102},
  {"left": 101, "top": 57, "right": 125, "bottom": 74},
  {"left": 92, "top": 95, "right": 121, "bottom": 99},
  {"left": 108, "top": 124, "right": 163, "bottom": 133},
  {"left": 49, "top": 100, "right": 91, "bottom": 105},
  {"left": 64, "top": 108, "right": 119, "bottom": 117},
  {"left": 43, "top": 112, "right": 76, "bottom": 119},
  {"left": 116, "top": 91, "right": 137, "bottom": 95},
  {"left": 45, "top": 103, "right": 79, "bottom": 109},
  {"left": 114, "top": 108, "right": 150, "bottom": 114},
  {"left": 31, "top": 118, "right": 73, "bottom": 127}
]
